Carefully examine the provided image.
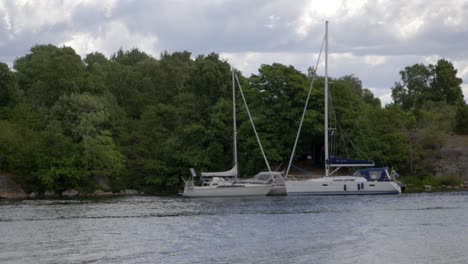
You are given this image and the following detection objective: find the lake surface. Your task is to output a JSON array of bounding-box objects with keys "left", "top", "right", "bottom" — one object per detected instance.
[{"left": 1, "top": 192, "right": 468, "bottom": 264}]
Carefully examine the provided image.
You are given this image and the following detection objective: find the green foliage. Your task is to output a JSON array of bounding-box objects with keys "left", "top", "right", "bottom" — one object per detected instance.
[
  {"left": 34, "top": 126, "right": 85, "bottom": 191},
  {"left": 0, "top": 120, "right": 22, "bottom": 172},
  {"left": 0, "top": 62, "right": 15, "bottom": 108},
  {"left": 14, "top": 45, "right": 86, "bottom": 108},
  {"left": 0, "top": 44, "right": 466, "bottom": 194},
  {"left": 241, "top": 63, "right": 313, "bottom": 173},
  {"left": 399, "top": 175, "right": 463, "bottom": 192},
  {"left": 391, "top": 59, "right": 464, "bottom": 110},
  {"left": 455, "top": 104, "right": 468, "bottom": 134}
]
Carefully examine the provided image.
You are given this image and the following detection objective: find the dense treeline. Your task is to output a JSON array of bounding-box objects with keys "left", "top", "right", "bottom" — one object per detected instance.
[{"left": 0, "top": 45, "right": 466, "bottom": 194}]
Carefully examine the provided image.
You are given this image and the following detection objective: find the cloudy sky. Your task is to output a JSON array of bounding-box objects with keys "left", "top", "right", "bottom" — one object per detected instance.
[{"left": 1, "top": 0, "right": 468, "bottom": 103}]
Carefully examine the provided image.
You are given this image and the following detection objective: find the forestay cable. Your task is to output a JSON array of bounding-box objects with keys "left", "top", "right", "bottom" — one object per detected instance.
[
  {"left": 285, "top": 35, "right": 326, "bottom": 179},
  {"left": 235, "top": 73, "right": 273, "bottom": 176}
]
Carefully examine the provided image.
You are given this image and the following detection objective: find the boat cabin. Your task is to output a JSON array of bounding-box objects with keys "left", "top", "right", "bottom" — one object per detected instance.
[{"left": 353, "top": 168, "right": 393, "bottom": 182}]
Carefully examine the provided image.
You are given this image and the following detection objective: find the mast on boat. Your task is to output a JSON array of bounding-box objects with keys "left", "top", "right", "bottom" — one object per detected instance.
[
  {"left": 232, "top": 68, "right": 238, "bottom": 181},
  {"left": 284, "top": 22, "right": 326, "bottom": 179},
  {"left": 324, "top": 21, "right": 330, "bottom": 177}
]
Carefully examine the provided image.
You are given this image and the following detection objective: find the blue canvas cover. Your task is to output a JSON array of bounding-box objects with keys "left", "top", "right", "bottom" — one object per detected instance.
[{"left": 327, "top": 156, "right": 374, "bottom": 167}]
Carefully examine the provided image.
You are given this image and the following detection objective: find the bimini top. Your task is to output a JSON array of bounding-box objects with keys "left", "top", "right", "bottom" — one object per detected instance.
[
  {"left": 354, "top": 167, "right": 391, "bottom": 181},
  {"left": 201, "top": 165, "right": 237, "bottom": 177},
  {"left": 327, "top": 156, "right": 375, "bottom": 167}
]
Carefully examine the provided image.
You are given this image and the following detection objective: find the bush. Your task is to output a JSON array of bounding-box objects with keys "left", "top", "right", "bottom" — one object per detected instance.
[
  {"left": 455, "top": 104, "right": 468, "bottom": 134},
  {"left": 399, "top": 175, "right": 463, "bottom": 192}
]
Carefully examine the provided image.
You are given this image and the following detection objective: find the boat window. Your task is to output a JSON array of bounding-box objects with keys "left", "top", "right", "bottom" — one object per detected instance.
[
  {"left": 369, "top": 171, "right": 382, "bottom": 180},
  {"left": 369, "top": 184, "right": 375, "bottom": 187},
  {"left": 322, "top": 184, "right": 328, "bottom": 186}
]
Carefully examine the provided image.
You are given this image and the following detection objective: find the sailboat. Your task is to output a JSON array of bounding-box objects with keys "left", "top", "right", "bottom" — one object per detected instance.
[
  {"left": 181, "top": 69, "right": 274, "bottom": 197},
  {"left": 284, "top": 21, "right": 401, "bottom": 195}
]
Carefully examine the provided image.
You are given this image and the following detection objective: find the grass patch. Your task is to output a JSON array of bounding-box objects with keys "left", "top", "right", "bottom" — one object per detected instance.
[{"left": 399, "top": 175, "right": 464, "bottom": 192}]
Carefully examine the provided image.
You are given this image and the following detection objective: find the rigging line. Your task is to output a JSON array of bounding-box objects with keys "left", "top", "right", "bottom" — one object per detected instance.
[
  {"left": 359, "top": 108, "right": 385, "bottom": 165},
  {"left": 356, "top": 117, "right": 377, "bottom": 162},
  {"left": 349, "top": 98, "right": 385, "bottom": 164},
  {"left": 328, "top": 90, "right": 348, "bottom": 158},
  {"left": 357, "top": 99, "right": 383, "bottom": 158},
  {"left": 336, "top": 120, "right": 369, "bottom": 159},
  {"left": 235, "top": 73, "right": 273, "bottom": 175},
  {"left": 285, "top": 35, "right": 326, "bottom": 179},
  {"left": 329, "top": 90, "right": 357, "bottom": 158},
  {"left": 350, "top": 101, "right": 375, "bottom": 161},
  {"left": 329, "top": 90, "right": 373, "bottom": 161},
  {"left": 328, "top": 88, "right": 339, "bottom": 157}
]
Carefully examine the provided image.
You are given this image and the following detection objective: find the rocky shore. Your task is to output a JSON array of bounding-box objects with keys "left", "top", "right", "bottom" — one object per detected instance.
[
  {"left": 0, "top": 174, "right": 27, "bottom": 199},
  {"left": 1, "top": 173, "right": 142, "bottom": 199}
]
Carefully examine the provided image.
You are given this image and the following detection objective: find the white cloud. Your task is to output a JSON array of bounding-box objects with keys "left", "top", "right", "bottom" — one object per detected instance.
[
  {"left": 220, "top": 51, "right": 319, "bottom": 76},
  {"left": 371, "top": 90, "right": 393, "bottom": 106},
  {"left": 462, "top": 84, "right": 468, "bottom": 103},
  {"left": 295, "top": 0, "right": 342, "bottom": 37},
  {"left": 3, "top": 0, "right": 117, "bottom": 36},
  {"left": 364, "top": 55, "right": 387, "bottom": 66},
  {"left": 63, "top": 21, "right": 158, "bottom": 58},
  {"left": 266, "top": 15, "right": 280, "bottom": 29},
  {"left": 0, "top": 0, "right": 468, "bottom": 102},
  {"left": 398, "top": 17, "right": 425, "bottom": 39}
]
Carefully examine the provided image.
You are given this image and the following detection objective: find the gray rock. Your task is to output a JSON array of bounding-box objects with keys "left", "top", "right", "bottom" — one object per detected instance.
[
  {"left": 62, "top": 189, "right": 79, "bottom": 197},
  {"left": 435, "top": 135, "right": 468, "bottom": 179},
  {"left": 96, "top": 176, "right": 110, "bottom": 190},
  {"left": 93, "top": 190, "right": 114, "bottom": 196},
  {"left": 0, "top": 174, "right": 27, "bottom": 199},
  {"left": 124, "top": 189, "right": 139, "bottom": 195},
  {"left": 44, "top": 190, "right": 56, "bottom": 197},
  {"left": 28, "top": 192, "right": 39, "bottom": 198}
]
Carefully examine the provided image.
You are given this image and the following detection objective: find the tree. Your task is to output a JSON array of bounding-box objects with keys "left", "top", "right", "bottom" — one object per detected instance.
[
  {"left": 0, "top": 63, "right": 15, "bottom": 108},
  {"left": 391, "top": 63, "right": 432, "bottom": 110},
  {"left": 14, "top": 45, "right": 86, "bottom": 108},
  {"left": 432, "top": 59, "right": 464, "bottom": 106},
  {"left": 242, "top": 63, "right": 314, "bottom": 171},
  {"left": 455, "top": 104, "right": 468, "bottom": 134},
  {"left": 49, "top": 93, "right": 125, "bottom": 189},
  {"left": 186, "top": 53, "right": 231, "bottom": 116},
  {"left": 111, "top": 48, "right": 153, "bottom": 66},
  {"left": 391, "top": 59, "right": 463, "bottom": 110}
]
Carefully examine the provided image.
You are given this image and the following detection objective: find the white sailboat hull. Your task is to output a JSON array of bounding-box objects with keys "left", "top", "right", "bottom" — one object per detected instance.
[
  {"left": 285, "top": 176, "right": 401, "bottom": 195},
  {"left": 182, "top": 184, "right": 272, "bottom": 197}
]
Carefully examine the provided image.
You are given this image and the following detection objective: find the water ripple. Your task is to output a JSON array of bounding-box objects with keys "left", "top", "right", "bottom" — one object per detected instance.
[{"left": 1, "top": 192, "right": 468, "bottom": 264}]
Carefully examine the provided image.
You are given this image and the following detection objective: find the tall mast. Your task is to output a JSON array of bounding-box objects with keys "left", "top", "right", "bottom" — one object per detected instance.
[
  {"left": 324, "top": 21, "right": 329, "bottom": 177},
  {"left": 235, "top": 74, "right": 273, "bottom": 176},
  {"left": 232, "top": 67, "right": 238, "bottom": 180}
]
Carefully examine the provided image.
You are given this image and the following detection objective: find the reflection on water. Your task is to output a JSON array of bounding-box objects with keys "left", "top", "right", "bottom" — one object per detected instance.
[{"left": 1, "top": 192, "right": 468, "bottom": 264}]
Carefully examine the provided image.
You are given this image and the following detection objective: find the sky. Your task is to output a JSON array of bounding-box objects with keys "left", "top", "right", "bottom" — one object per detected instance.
[{"left": 1, "top": 0, "right": 468, "bottom": 104}]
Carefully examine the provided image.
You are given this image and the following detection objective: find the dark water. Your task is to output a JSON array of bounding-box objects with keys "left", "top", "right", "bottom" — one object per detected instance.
[{"left": 1, "top": 192, "right": 468, "bottom": 264}]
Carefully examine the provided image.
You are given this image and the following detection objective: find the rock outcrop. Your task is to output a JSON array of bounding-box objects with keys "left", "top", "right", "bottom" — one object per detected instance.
[
  {"left": 0, "top": 174, "right": 27, "bottom": 199},
  {"left": 44, "top": 190, "right": 56, "bottom": 197},
  {"left": 121, "top": 189, "right": 139, "bottom": 195},
  {"left": 435, "top": 134, "right": 468, "bottom": 179},
  {"left": 93, "top": 189, "right": 114, "bottom": 196},
  {"left": 28, "top": 192, "right": 39, "bottom": 198},
  {"left": 62, "top": 189, "right": 79, "bottom": 197}
]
